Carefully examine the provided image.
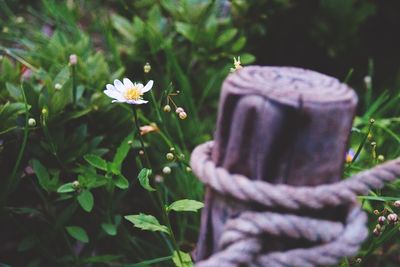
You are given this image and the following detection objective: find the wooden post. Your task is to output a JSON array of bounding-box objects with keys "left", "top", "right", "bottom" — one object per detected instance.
[{"left": 194, "top": 66, "right": 358, "bottom": 261}]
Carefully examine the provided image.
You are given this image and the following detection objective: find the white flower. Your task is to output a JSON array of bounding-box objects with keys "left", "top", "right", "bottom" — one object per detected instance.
[{"left": 104, "top": 78, "right": 153, "bottom": 105}]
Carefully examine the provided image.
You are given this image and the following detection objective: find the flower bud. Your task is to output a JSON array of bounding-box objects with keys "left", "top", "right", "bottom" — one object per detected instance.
[
  {"left": 15, "top": 16, "right": 24, "bottom": 24},
  {"left": 378, "top": 216, "right": 386, "bottom": 225},
  {"left": 370, "top": 118, "right": 375, "bottom": 124},
  {"left": 69, "top": 54, "right": 78, "bottom": 65},
  {"left": 364, "top": 75, "right": 372, "bottom": 86},
  {"left": 28, "top": 118, "right": 36, "bottom": 127},
  {"left": 373, "top": 227, "right": 381, "bottom": 237},
  {"left": 144, "top": 62, "right": 151, "bottom": 73},
  {"left": 166, "top": 153, "right": 174, "bottom": 161},
  {"left": 41, "top": 108, "right": 48, "bottom": 115},
  {"left": 128, "top": 140, "right": 133, "bottom": 145},
  {"left": 162, "top": 166, "right": 171, "bottom": 174},
  {"left": 163, "top": 105, "right": 171, "bottom": 112},
  {"left": 377, "top": 155, "right": 385, "bottom": 162},
  {"left": 394, "top": 200, "right": 400, "bottom": 208},
  {"left": 155, "top": 175, "right": 164, "bottom": 183},
  {"left": 72, "top": 180, "right": 80, "bottom": 189},
  {"left": 179, "top": 111, "right": 187, "bottom": 120},
  {"left": 175, "top": 107, "right": 184, "bottom": 114},
  {"left": 387, "top": 213, "right": 398, "bottom": 223},
  {"left": 139, "top": 150, "right": 145, "bottom": 155},
  {"left": 355, "top": 258, "right": 362, "bottom": 264},
  {"left": 54, "top": 83, "right": 62, "bottom": 90},
  {"left": 186, "top": 166, "right": 192, "bottom": 172}
]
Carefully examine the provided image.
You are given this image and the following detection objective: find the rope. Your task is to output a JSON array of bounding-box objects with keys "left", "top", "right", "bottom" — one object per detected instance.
[{"left": 191, "top": 141, "right": 400, "bottom": 267}]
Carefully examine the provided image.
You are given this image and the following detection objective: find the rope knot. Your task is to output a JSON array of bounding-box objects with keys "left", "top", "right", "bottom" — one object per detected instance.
[{"left": 191, "top": 141, "right": 400, "bottom": 267}]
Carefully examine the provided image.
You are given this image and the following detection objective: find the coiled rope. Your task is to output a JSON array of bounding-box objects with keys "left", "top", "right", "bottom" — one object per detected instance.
[{"left": 191, "top": 141, "right": 400, "bottom": 267}]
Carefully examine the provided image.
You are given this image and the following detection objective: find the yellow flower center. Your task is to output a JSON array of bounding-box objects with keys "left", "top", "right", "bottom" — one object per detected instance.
[{"left": 124, "top": 85, "right": 142, "bottom": 100}]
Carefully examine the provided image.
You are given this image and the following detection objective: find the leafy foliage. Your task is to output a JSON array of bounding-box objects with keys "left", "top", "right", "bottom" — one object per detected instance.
[{"left": 1, "top": 0, "right": 400, "bottom": 266}]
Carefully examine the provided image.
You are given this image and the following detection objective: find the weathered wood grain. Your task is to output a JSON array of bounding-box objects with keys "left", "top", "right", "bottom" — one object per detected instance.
[{"left": 194, "top": 66, "right": 358, "bottom": 261}]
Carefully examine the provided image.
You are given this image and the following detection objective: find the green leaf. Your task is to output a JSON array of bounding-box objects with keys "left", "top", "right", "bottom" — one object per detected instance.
[
  {"left": 175, "top": 22, "right": 197, "bottom": 42},
  {"left": 216, "top": 28, "right": 238, "bottom": 47},
  {"left": 77, "top": 190, "right": 94, "bottom": 212},
  {"left": 57, "top": 182, "right": 75, "bottom": 193},
  {"left": 114, "top": 174, "right": 129, "bottom": 189},
  {"left": 172, "top": 250, "right": 193, "bottom": 267},
  {"left": 124, "top": 213, "right": 169, "bottom": 234},
  {"left": 31, "top": 159, "right": 50, "bottom": 192},
  {"left": 112, "top": 134, "right": 134, "bottom": 171},
  {"left": 66, "top": 226, "right": 89, "bottom": 243},
  {"left": 167, "top": 199, "right": 204, "bottom": 213},
  {"left": 138, "top": 168, "right": 155, "bottom": 191},
  {"left": 84, "top": 154, "right": 107, "bottom": 171},
  {"left": 101, "top": 223, "right": 117, "bottom": 236},
  {"left": 6, "top": 82, "right": 22, "bottom": 100},
  {"left": 81, "top": 255, "right": 121, "bottom": 264},
  {"left": 239, "top": 53, "right": 256, "bottom": 64}
]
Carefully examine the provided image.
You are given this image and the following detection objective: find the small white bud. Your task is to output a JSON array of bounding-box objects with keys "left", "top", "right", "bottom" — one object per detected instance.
[
  {"left": 166, "top": 153, "right": 174, "bottom": 161},
  {"left": 175, "top": 107, "right": 184, "bottom": 114},
  {"left": 163, "top": 105, "right": 171, "bottom": 112},
  {"left": 28, "top": 118, "right": 36, "bottom": 127},
  {"left": 72, "top": 180, "right": 80, "bottom": 189},
  {"left": 364, "top": 75, "right": 372, "bottom": 86},
  {"left": 388, "top": 213, "right": 398, "bottom": 223},
  {"left": 179, "top": 111, "right": 187, "bottom": 120},
  {"left": 162, "top": 166, "right": 172, "bottom": 175},
  {"left": 54, "top": 83, "right": 62, "bottom": 90},
  {"left": 394, "top": 200, "right": 400, "bottom": 208},
  {"left": 144, "top": 62, "right": 151, "bottom": 73}
]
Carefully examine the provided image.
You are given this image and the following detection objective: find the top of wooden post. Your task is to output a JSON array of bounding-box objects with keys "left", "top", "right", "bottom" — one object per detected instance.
[
  {"left": 212, "top": 66, "right": 358, "bottom": 186},
  {"left": 223, "top": 66, "right": 357, "bottom": 107}
]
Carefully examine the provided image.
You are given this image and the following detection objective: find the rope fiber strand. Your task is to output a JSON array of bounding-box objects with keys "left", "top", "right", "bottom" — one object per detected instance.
[{"left": 191, "top": 141, "right": 400, "bottom": 267}]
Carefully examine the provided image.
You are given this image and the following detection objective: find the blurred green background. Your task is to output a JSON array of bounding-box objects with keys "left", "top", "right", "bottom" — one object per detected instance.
[{"left": 1, "top": 0, "right": 400, "bottom": 266}]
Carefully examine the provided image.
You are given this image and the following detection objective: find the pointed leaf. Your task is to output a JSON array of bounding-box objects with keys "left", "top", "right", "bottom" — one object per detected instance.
[
  {"left": 57, "top": 182, "right": 75, "bottom": 193},
  {"left": 114, "top": 174, "right": 129, "bottom": 189},
  {"left": 124, "top": 213, "right": 169, "bottom": 234},
  {"left": 167, "top": 199, "right": 204, "bottom": 213},
  {"left": 112, "top": 134, "right": 134, "bottom": 171},
  {"left": 138, "top": 168, "right": 155, "bottom": 191},
  {"left": 84, "top": 154, "right": 107, "bottom": 171},
  {"left": 31, "top": 159, "right": 50, "bottom": 192},
  {"left": 101, "top": 223, "right": 117, "bottom": 236},
  {"left": 172, "top": 250, "right": 193, "bottom": 267},
  {"left": 216, "top": 28, "right": 238, "bottom": 47},
  {"left": 66, "top": 226, "right": 89, "bottom": 243},
  {"left": 77, "top": 190, "right": 94, "bottom": 212}
]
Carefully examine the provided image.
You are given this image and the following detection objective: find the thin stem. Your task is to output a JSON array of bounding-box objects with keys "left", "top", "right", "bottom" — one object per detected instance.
[
  {"left": 71, "top": 64, "right": 77, "bottom": 107},
  {"left": 155, "top": 188, "right": 183, "bottom": 265},
  {"left": 7, "top": 82, "right": 30, "bottom": 193},
  {"left": 132, "top": 106, "right": 151, "bottom": 167}
]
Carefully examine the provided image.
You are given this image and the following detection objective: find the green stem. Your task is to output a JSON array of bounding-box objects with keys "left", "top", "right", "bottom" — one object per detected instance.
[
  {"left": 155, "top": 189, "right": 183, "bottom": 266},
  {"left": 71, "top": 64, "right": 77, "bottom": 107},
  {"left": 8, "top": 83, "right": 30, "bottom": 192},
  {"left": 132, "top": 106, "right": 151, "bottom": 167}
]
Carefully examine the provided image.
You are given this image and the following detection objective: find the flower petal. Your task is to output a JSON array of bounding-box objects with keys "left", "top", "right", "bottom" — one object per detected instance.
[
  {"left": 112, "top": 99, "right": 127, "bottom": 103},
  {"left": 123, "top": 78, "right": 134, "bottom": 89},
  {"left": 127, "top": 99, "right": 148, "bottom": 105},
  {"left": 104, "top": 90, "right": 124, "bottom": 101},
  {"left": 141, "top": 80, "right": 153, "bottom": 93},
  {"left": 106, "top": 84, "right": 117, "bottom": 91},
  {"left": 113, "top": 79, "right": 125, "bottom": 92}
]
